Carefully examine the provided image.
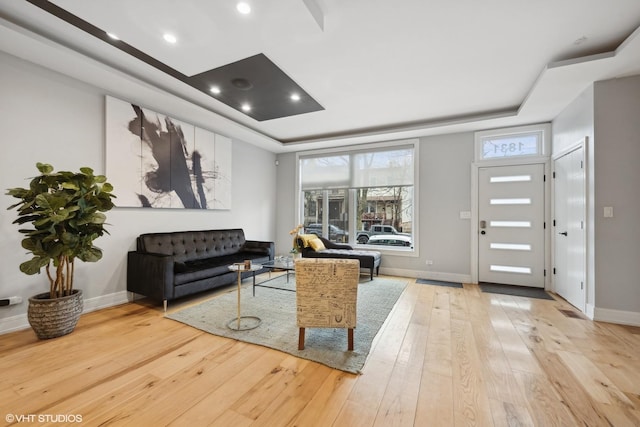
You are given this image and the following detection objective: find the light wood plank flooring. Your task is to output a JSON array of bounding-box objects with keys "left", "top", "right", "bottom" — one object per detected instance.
[{"left": 2, "top": 275, "right": 640, "bottom": 426}]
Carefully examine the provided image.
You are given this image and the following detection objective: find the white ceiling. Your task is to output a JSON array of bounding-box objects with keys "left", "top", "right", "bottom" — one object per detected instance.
[{"left": 1, "top": 0, "right": 640, "bottom": 153}]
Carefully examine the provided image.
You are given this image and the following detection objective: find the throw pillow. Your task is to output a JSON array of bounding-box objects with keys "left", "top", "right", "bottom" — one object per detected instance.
[
  {"left": 297, "top": 234, "right": 317, "bottom": 248},
  {"left": 308, "top": 237, "right": 326, "bottom": 251}
]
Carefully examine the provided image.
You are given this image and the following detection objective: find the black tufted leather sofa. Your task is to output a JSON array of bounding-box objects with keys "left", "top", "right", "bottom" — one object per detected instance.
[{"left": 127, "top": 229, "right": 274, "bottom": 310}]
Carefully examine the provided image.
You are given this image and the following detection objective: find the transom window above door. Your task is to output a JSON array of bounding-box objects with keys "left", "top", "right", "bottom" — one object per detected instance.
[{"left": 475, "top": 124, "right": 550, "bottom": 162}]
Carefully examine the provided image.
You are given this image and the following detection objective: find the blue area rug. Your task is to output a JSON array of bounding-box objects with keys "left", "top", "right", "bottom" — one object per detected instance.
[{"left": 165, "top": 276, "right": 408, "bottom": 374}]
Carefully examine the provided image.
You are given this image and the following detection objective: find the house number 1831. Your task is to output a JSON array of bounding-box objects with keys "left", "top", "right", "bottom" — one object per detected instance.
[{"left": 481, "top": 133, "right": 539, "bottom": 159}]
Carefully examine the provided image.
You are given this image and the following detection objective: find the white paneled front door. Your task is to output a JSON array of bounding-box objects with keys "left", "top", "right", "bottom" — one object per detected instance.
[
  {"left": 478, "top": 164, "right": 545, "bottom": 288},
  {"left": 553, "top": 146, "right": 586, "bottom": 310}
]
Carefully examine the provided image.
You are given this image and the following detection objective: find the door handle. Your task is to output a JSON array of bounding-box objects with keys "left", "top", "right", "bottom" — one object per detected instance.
[
  {"left": 559, "top": 231, "right": 568, "bottom": 236},
  {"left": 480, "top": 220, "right": 487, "bottom": 235}
]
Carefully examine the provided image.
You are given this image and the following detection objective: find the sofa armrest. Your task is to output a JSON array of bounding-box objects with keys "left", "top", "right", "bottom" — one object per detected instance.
[
  {"left": 243, "top": 240, "right": 275, "bottom": 260},
  {"left": 298, "top": 236, "right": 353, "bottom": 253},
  {"left": 319, "top": 236, "right": 353, "bottom": 250},
  {"left": 127, "top": 251, "right": 175, "bottom": 301}
]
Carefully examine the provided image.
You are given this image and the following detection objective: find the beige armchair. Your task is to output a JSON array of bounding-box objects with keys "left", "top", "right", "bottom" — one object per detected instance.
[{"left": 294, "top": 258, "right": 360, "bottom": 351}]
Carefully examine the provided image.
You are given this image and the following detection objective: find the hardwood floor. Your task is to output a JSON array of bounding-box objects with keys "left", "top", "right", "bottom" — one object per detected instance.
[{"left": 2, "top": 276, "right": 640, "bottom": 426}]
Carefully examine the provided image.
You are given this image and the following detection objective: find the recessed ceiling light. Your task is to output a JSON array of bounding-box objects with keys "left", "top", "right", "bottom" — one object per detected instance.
[
  {"left": 163, "top": 33, "right": 177, "bottom": 44},
  {"left": 290, "top": 93, "right": 301, "bottom": 102},
  {"left": 241, "top": 103, "right": 251, "bottom": 112},
  {"left": 210, "top": 86, "right": 221, "bottom": 95},
  {"left": 106, "top": 32, "right": 119, "bottom": 40},
  {"left": 237, "top": 2, "right": 251, "bottom": 14}
]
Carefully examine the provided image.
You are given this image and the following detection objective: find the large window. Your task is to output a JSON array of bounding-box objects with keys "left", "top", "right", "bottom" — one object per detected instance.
[{"left": 299, "top": 142, "right": 416, "bottom": 250}]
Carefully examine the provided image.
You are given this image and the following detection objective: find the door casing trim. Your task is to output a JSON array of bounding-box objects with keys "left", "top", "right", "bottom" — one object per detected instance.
[{"left": 551, "top": 138, "right": 588, "bottom": 312}]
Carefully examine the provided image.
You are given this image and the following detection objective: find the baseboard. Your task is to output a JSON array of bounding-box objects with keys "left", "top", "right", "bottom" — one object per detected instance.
[
  {"left": 0, "top": 314, "right": 30, "bottom": 335},
  {"left": 593, "top": 306, "right": 640, "bottom": 327},
  {"left": 379, "top": 267, "right": 471, "bottom": 284},
  {"left": 83, "top": 290, "right": 130, "bottom": 313},
  {"left": 0, "top": 290, "right": 130, "bottom": 336}
]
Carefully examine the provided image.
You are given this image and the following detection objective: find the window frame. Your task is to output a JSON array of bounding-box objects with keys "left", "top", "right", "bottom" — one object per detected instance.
[{"left": 295, "top": 139, "right": 419, "bottom": 256}]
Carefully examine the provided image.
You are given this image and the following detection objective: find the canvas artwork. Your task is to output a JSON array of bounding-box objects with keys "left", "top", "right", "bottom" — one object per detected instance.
[{"left": 105, "top": 96, "right": 231, "bottom": 209}]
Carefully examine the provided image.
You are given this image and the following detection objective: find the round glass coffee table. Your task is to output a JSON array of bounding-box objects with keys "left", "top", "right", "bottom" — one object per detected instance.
[{"left": 227, "top": 263, "right": 263, "bottom": 330}]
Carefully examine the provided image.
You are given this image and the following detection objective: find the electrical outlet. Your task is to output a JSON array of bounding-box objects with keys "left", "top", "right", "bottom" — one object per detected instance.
[
  {"left": 0, "top": 296, "right": 23, "bottom": 307},
  {"left": 425, "top": 260, "right": 433, "bottom": 265}
]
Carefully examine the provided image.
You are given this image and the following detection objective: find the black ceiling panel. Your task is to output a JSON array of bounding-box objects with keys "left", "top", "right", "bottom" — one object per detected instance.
[
  {"left": 188, "top": 54, "right": 324, "bottom": 121},
  {"left": 26, "top": 0, "right": 323, "bottom": 123}
]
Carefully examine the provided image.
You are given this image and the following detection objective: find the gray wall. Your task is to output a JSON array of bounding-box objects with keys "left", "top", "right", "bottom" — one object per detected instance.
[
  {"left": 276, "top": 133, "right": 474, "bottom": 282},
  {"left": 275, "top": 152, "right": 299, "bottom": 257},
  {"left": 593, "top": 76, "right": 640, "bottom": 314},
  {"left": 0, "top": 52, "right": 277, "bottom": 330},
  {"left": 552, "top": 75, "right": 640, "bottom": 320}
]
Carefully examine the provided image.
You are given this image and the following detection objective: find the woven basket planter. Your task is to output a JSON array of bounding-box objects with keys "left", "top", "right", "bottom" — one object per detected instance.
[{"left": 28, "top": 289, "right": 83, "bottom": 340}]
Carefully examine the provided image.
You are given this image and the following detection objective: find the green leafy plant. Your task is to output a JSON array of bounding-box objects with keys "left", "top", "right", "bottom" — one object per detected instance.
[{"left": 6, "top": 163, "right": 116, "bottom": 298}]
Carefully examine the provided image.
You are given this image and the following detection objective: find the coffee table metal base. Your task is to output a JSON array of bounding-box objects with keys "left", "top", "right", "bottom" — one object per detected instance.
[
  {"left": 227, "top": 315, "right": 262, "bottom": 331},
  {"left": 254, "top": 258, "right": 296, "bottom": 295}
]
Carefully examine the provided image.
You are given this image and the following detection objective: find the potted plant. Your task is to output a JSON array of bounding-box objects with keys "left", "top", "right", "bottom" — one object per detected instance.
[
  {"left": 6, "top": 163, "right": 115, "bottom": 339},
  {"left": 289, "top": 224, "right": 304, "bottom": 258}
]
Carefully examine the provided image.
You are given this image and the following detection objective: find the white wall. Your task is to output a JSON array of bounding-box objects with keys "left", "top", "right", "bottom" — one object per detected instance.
[
  {"left": 552, "top": 87, "right": 595, "bottom": 154},
  {"left": 0, "top": 52, "right": 277, "bottom": 332},
  {"left": 552, "top": 86, "right": 596, "bottom": 311},
  {"left": 276, "top": 132, "right": 474, "bottom": 282}
]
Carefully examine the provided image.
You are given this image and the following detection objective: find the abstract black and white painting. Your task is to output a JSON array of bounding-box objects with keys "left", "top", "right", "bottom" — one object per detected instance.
[{"left": 106, "top": 96, "right": 231, "bottom": 209}]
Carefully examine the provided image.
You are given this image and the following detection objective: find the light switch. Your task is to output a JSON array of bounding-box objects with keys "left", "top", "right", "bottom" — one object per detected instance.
[{"left": 604, "top": 206, "right": 613, "bottom": 218}]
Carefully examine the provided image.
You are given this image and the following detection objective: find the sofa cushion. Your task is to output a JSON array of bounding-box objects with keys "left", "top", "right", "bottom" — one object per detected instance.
[
  {"left": 174, "top": 251, "right": 272, "bottom": 286},
  {"left": 175, "top": 265, "right": 231, "bottom": 285},
  {"left": 174, "top": 257, "right": 233, "bottom": 285}
]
